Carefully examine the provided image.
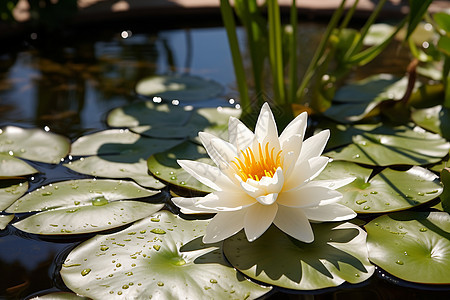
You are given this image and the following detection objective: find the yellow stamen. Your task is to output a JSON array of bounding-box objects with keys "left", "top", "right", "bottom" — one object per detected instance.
[{"left": 231, "top": 142, "right": 282, "bottom": 181}]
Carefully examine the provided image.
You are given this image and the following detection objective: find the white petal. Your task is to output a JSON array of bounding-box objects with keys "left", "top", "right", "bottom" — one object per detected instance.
[
  {"left": 203, "top": 210, "right": 246, "bottom": 243},
  {"left": 277, "top": 185, "right": 342, "bottom": 207},
  {"left": 283, "top": 156, "right": 329, "bottom": 191},
  {"left": 197, "top": 190, "right": 256, "bottom": 211},
  {"left": 171, "top": 197, "right": 217, "bottom": 214},
  {"left": 198, "top": 132, "right": 223, "bottom": 166},
  {"left": 303, "top": 203, "right": 357, "bottom": 222},
  {"left": 210, "top": 138, "right": 238, "bottom": 163},
  {"left": 281, "top": 134, "right": 303, "bottom": 177},
  {"left": 308, "top": 177, "right": 356, "bottom": 190},
  {"left": 273, "top": 205, "right": 314, "bottom": 243},
  {"left": 244, "top": 203, "right": 278, "bottom": 241},
  {"left": 298, "top": 130, "right": 330, "bottom": 163},
  {"left": 240, "top": 168, "right": 284, "bottom": 198},
  {"left": 178, "top": 160, "right": 233, "bottom": 191},
  {"left": 228, "top": 117, "right": 254, "bottom": 151},
  {"left": 279, "top": 111, "right": 307, "bottom": 145},
  {"left": 256, "top": 193, "right": 278, "bottom": 205},
  {"left": 254, "top": 103, "right": 280, "bottom": 149}
]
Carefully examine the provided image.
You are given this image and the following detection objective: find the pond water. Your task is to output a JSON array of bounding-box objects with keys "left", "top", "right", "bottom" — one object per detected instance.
[{"left": 0, "top": 21, "right": 448, "bottom": 299}]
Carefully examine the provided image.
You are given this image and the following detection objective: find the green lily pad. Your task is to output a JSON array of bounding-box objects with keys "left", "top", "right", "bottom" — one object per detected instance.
[
  {"left": 326, "top": 125, "right": 450, "bottom": 166},
  {"left": 366, "top": 211, "right": 450, "bottom": 284},
  {"left": 0, "top": 126, "right": 70, "bottom": 164},
  {"left": 223, "top": 223, "right": 374, "bottom": 290},
  {"left": 0, "top": 153, "right": 38, "bottom": 178},
  {"left": 0, "top": 214, "right": 14, "bottom": 230},
  {"left": 440, "top": 168, "right": 450, "bottom": 213},
  {"left": 324, "top": 74, "right": 408, "bottom": 123},
  {"left": 60, "top": 211, "right": 271, "bottom": 299},
  {"left": 107, "top": 101, "right": 239, "bottom": 140},
  {"left": 135, "top": 75, "right": 223, "bottom": 101},
  {"left": 317, "top": 161, "right": 443, "bottom": 213},
  {"left": 6, "top": 179, "right": 159, "bottom": 213},
  {"left": 0, "top": 179, "right": 28, "bottom": 211},
  {"left": 147, "top": 141, "right": 214, "bottom": 195},
  {"left": 12, "top": 200, "right": 163, "bottom": 235},
  {"left": 66, "top": 129, "right": 182, "bottom": 189},
  {"left": 411, "top": 105, "right": 450, "bottom": 140}
]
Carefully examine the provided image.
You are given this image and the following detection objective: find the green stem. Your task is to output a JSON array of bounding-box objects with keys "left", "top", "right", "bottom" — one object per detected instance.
[
  {"left": 268, "top": 0, "right": 286, "bottom": 104},
  {"left": 296, "top": 0, "right": 347, "bottom": 102},
  {"left": 288, "top": 0, "right": 298, "bottom": 103},
  {"left": 220, "top": 0, "right": 251, "bottom": 113}
]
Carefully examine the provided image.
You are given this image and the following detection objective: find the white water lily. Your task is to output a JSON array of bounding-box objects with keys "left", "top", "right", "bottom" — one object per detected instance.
[{"left": 172, "top": 103, "right": 356, "bottom": 243}]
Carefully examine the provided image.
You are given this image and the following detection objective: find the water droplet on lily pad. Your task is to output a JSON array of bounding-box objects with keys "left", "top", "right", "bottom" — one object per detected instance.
[
  {"left": 396, "top": 260, "right": 404, "bottom": 265},
  {"left": 92, "top": 196, "right": 108, "bottom": 206},
  {"left": 356, "top": 200, "right": 367, "bottom": 205},
  {"left": 150, "top": 228, "right": 166, "bottom": 234},
  {"left": 157, "top": 282, "right": 164, "bottom": 287},
  {"left": 419, "top": 228, "right": 428, "bottom": 232},
  {"left": 81, "top": 269, "right": 91, "bottom": 276}
]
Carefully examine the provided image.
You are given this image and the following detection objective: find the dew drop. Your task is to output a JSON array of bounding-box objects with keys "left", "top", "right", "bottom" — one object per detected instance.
[
  {"left": 426, "top": 190, "right": 438, "bottom": 194},
  {"left": 169, "top": 171, "right": 174, "bottom": 175},
  {"left": 355, "top": 273, "right": 360, "bottom": 277},
  {"left": 417, "top": 192, "right": 425, "bottom": 196},
  {"left": 210, "top": 279, "right": 217, "bottom": 284},
  {"left": 153, "top": 245, "right": 161, "bottom": 251},
  {"left": 92, "top": 196, "right": 108, "bottom": 206},
  {"left": 352, "top": 154, "right": 360, "bottom": 159},
  {"left": 157, "top": 282, "right": 164, "bottom": 286},
  {"left": 81, "top": 268, "right": 91, "bottom": 276},
  {"left": 419, "top": 228, "right": 428, "bottom": 232},
  {"left": 363, "top": 206, "right": 370, "bottom": 210},
  {"left": 170, "top": 176, "right": 177, "bottom": 180},
  {"left": 151, "top": 218, "right": 160, "bottom": 222},
  {"left": 356, "top": 200, "right": 367, "bottom": 205},
  {"left": 370, "top": 191, "right": 378, "bottom": 194},
  {"left": 41, "top": 192, "right": 52, "bottom": 196},
  {"left": 100, "top": 246, "right": 109, "bottom": 251},
  {"left": 122, "top": 285, "right": 129, "bottom": 289},
  {"left": 395, "top": 260, "right": 404, "bottom": 265}
]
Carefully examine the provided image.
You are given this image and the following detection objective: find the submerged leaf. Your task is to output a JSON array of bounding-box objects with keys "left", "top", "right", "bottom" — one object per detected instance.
[{"left": 60, "top": 211, "right": 271, "bottom": 299}]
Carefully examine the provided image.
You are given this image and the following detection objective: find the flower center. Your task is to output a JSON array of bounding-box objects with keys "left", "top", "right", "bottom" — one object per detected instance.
[{"left": 231, "top": 142, "right": 282, "bottom": 181}]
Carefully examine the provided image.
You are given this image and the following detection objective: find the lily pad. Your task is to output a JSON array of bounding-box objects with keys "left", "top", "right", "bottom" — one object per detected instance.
[
  {"left": 0, "top": 179, "right": 28, "bottom": 211},
  {"left": 107, "top": 101, "right": 240, "bottom": 140},
  {"left": 60, "top": 211, "right": 271, "bottom": 299},
  {"left": 223, "top": 223, "right": 374, "bottom": 290},
  {"left": 147, "top": 141, "right": 214, "bottom": 195},
  {"left": 0, "top": 214, "right": 14, "bottom": 230},
  {"left": 66, "top": 129, "right": 182, "bottom": 189},
  {"left": 12, "top": 200, "right": 163, "bottom": 235},
  {"left": 366, "top": 211, "right": 450, "bottom": 284},
  {"left": 0, "top": 153, "right": 38, "bottom": 178},
  {"left": 135, "top": 75, "right": 223, "bottom": 102},
  {"left": 411, "top": 105, "right": 450, "bottom": 140},
  {"left": 0, "top": 126, "right": 70, "bottom": 164},
  {"left": 6, "top": 179, "right": 159, "bottom": 213},
  {"left": 324, "top": 74, "right": 408, "bottom": 123},
  {"left": 440, "top": 168, "right": 450, "bottom": 213},
  {"left": 29, "top": 292, "right": 88, "bottom": 299},
  {"left": 316, "top": 161, "right": 443, "bottom": 213},
  {"left": 326, "top": 125, "right": 450, "bottom": 166}
]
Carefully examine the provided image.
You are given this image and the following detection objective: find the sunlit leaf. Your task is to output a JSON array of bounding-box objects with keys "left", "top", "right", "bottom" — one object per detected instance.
[
  {"left": 363, "top": 23, "right": 395, "bottom": 46},
  {"left": 60, "top": 211, "right": 271, "bottom": 299},
  {"left": 0, "top": 214, "right": 14, "bottom": 230},
  {"left": 148, "top": 141, "right": 213, "bottom": 195},
  {"left": 0, "top": 153, "right": 37, "bottom": 178},
  {"left": 0, "top": 179, "right": 28, "bottom": 211},
  {"left": 326, "top": 125, "right": 450, "bottom": 166},
  {"left": 366, "top": 211, "right": 450, "bottom": 284},
  {"left": 411, "top": 105, "right": 450, "bottom": 140},
  {"left": 0, "top": 126, "right": 70, "bottom": 164},
  {"left": 66, "top": 129, "right": 182, "bottom": 189},
  {"left": 135, "top": 75, "right": 223, "bottom": 102},
  {"left": 317, "top": 161, "right": 442, "bottom": 213},
  {"left": 433, "top": 12, "right": 450, "bottom": 33},
  {"left": 6, "top": 179, "right": 158, "bottom": 213},
  {"left": 223, "top": 223, "right": 374, "bottom": 290}
]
